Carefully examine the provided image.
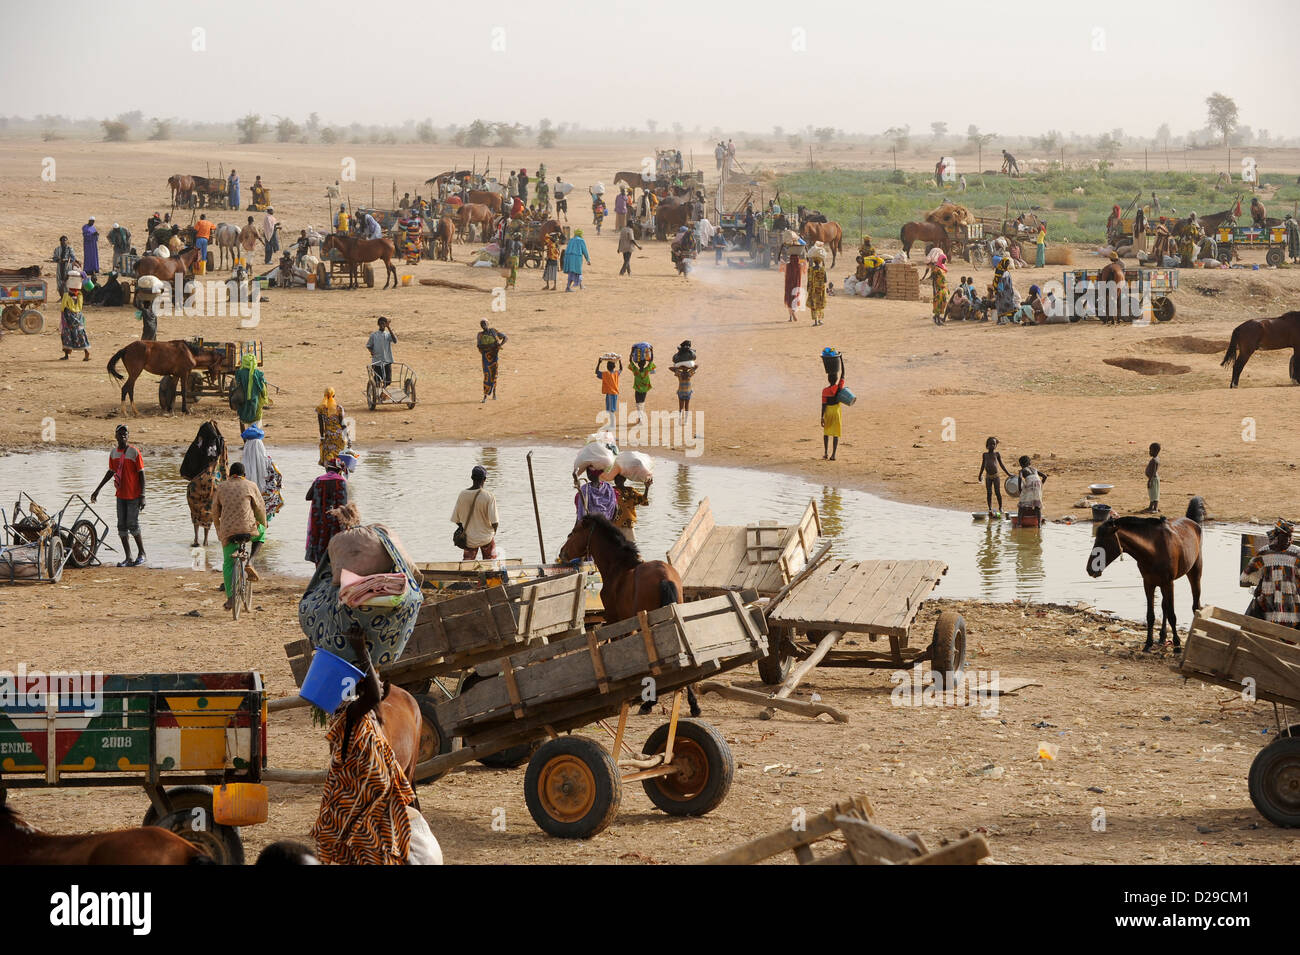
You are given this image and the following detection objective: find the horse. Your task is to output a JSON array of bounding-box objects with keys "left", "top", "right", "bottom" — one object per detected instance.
[
  {"left": 1220, "top": 311, "right": 1300, "bottom": 387},
  {"left": 338, "top": 628, "right": 423, "bottom": 795},
  {"left": 900, "top": 221, "right": 951, "bottom": 258},
  {"left": 189, "top": 175, "right": 226, "bottom": 208},
  {"left": 433, "top": 217, "right": 456, "bottom": 261},
  {"left": 1086, "top": 497, "right": 1205, "bottom": 652},
  {"left": 108, "top": 339, "right": 221, "bottom": 416},
  {"left": 168, "top": 174, "right": 195, "bottom": 210},
  {"left": 614, "top": 171, "right": 648, "bottom": 191},
  {"left": 456, "top": 203, "right": 497, "bottom": 243},
  {"left": 797, "top": 205, "right": 828, "bottom": 224},
  {"left": 801, "top": 221, "right": 843, "bottom": 266},
  {"left": 467, "top": 189, "right": 503, "bottom": 214},
  {"left": 214, "top": 223, "right": 241, "bottom": 269},
  {"left": 0, "top": 787, "right": 212, "bottom": 864},
  {"left": 134, "top": 246, "right": 202, "bottom": 284},
  {"left": 557, "top": 514, "right": 700, "bottom": 716},
  {"left": 320, "top": 233, "right": 398, "bottom": 289}
]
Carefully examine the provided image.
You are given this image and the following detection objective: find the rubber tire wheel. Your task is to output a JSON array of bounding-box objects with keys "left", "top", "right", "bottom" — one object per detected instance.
[
  {"left": 186, "top": 370, "right": 205, "bottom": 405},
  {"left": 1153, "top": 296, "right": 1175, "bottom": 322},
  {"left": 363, "top": 264, "right": 375, "bottom": 288},
  {"left": 757, "top": 626, "right": 791, "bottom": 685},
  {"left": 640, "top": 718, "right": 734, "bottom": 817},
  {"left": 65, "top": 519, "right": 98, "bottom": 569},
  {"left": 524, "top": 736, "right": 622, "bottom": 838},
  {"left": 366, "top": 380, "right": 378, "bottom": 411},
  {"left": 413, "top": 693, "right": 458, "bottom": 783},
  {"left": 405, "top": 379, "right": 417, "bottom": 410},
  {"left": 0, "top": 306, "right": 18, "bottom": 330},
  {"left": 231, "top": 561, "right": 244, "bottom": 621},
  {"left": 19, "top": 309, "right": 44, "bottom": 334},
  {"left": 1266, "top": 247, "right": 1284, "bottom": 267},
  {"left": 142, "top": 785, "right": 244, "bottom": 864},
  {"left": 1217, "top": 249, "right": 1232, "bottom": 264},
  {"left": 930, "top": 610, "right": 968, "bottom": 677},
  {"left": 159, "top": 375, "right": 177, "bottom": 412},
  {"left": 1249, "top": 736, "right": 1300, "bottom": 827},
  {"left": 316, "top": 262, "right": 328, "bottom": 287},
  {"left": 460, "top": 671, "right": 537, "bottom": 769}
]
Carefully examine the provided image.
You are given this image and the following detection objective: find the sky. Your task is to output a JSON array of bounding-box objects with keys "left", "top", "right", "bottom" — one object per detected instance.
[{"left": 2, "top": 0, "right": 1297, "bottom": 138}]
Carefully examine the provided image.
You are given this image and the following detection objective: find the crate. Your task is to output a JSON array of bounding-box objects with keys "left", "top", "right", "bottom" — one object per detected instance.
[{"left": 884, "top": 262, "right": 920, "bottom": 301}]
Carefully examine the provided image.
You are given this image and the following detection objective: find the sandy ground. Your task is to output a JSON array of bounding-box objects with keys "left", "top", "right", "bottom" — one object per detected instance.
[
  {"left": 1, "top": 140, "right": 1298, "bottom": 523},
  {"left": 3, "top": 570, "right": 1296, "bottom": 865}
]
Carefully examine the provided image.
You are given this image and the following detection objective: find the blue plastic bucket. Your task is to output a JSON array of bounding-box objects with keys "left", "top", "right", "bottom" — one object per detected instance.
[
  {"left": 299, "top": 648, "right": 364, "bottom": 712},
  {"left": 837, "top": 384, "right": 857, "bottom": 406}
]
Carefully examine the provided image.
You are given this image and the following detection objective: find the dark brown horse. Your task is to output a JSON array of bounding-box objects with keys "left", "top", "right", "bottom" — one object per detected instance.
[
  {"left": 433, "top": 216, "right": 456, "bottom": 261},
  {"left": 900, "top": 221, "right": 951, "bottom": 258},
  {"left": 455, "top": 203, "right": 497, "bottom": 243},
  {"left": 1221, "top": 311, "right": 1300, "bottom": 387},
  {"left": 0, "top": 787, "right": 212, "bottom": 864},
  {"left": 558, "top": 514, "right": 699, "bottom": 715},
  {"left": 134, "top": 246, "right": 203, "bottom": 284},
  {"left": 168, "top": 174, "right": 195, "bottom": 209},
  {"left": 321, "top": 233, "right": 398, "bottom": 289},
  {"left": 1086, "top": 498, "right": 1205, "bottom": 651},
  {"left": 108, "top": 339, "right": 222, "bottom": 416},
  {"left": 614, "top": 171, "right": 648, "bottom": 191},
  {"left": 801, "top": 221, "right": 843, "bottom": 266}
]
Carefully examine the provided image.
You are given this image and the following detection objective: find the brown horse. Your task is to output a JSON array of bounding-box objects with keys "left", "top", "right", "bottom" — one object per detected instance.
[
  {"left": 134, "top": 246, "right": 203, "bottom": 284},
  {"left": 801, "top": 221, "right": 843, "bottom": 266},
  {"left": 1086, "top": 498, "right": 1205, "bottom": 651},
  {"left": 467, "top": 189, "right": 503, "bottom": 214},
  {"left": 557, "top": 514, "right": 699, "bottom": 716},
  {"left": 168, "top": 174, "right": 195, "bottom": 209},
  {"left": 339, "top": 628, "right": 423, "bottom": 793},
  {"left": 320, "top": 233, "right": 398, "bottom": 289},
  {"left": 1221, "top": 311, "right": 1300, "bottom": 387},
  {"left": 456, "top": 203, "right": 497, "bottom": 243},
  {"left": 0, "top": 787, "right": 212, "bottom": 864},
  {"left": 433, "top": 217, "right": 456, "bottom": 261},
  {"left": 900, "top": 221, "right": 950, "bottom": 258},
  {"left": 614, "top": 171, "right": 648, "bottom": 191},
  {"left": 108, "top": 339, "right": 221, "bottom": 416}
]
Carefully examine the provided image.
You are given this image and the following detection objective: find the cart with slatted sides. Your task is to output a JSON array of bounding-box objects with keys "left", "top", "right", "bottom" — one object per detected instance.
[
  {"left": 1178, "top": 605, "right": 1300, "bottom": 828},
  {"left": 0, "top": 273, "right": 47, "bottom": 335}
]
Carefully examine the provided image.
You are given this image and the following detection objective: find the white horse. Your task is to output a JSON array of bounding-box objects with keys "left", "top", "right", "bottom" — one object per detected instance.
[{"left": 214, "top": 223, "right": 242, "bottom": 270}]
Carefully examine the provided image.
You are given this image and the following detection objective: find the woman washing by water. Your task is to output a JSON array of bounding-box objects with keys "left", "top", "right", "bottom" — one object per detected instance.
[
  {"left": 240, "top": 425, "right": 283, "bottom": 579},
  {"left": 316, "top": 387, "right": 347, "bottom": 466}
]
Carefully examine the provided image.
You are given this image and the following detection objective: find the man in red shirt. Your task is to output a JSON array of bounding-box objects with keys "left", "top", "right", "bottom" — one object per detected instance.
[{"left": 91, "top": 424, "right": 147, "bottom": 566}]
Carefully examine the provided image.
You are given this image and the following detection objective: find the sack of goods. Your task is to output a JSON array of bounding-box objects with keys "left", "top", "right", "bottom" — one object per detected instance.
[
  {"left": 631, "top": 342, "right": 653, "bottom": 364},
  {"left": 574, "top": 440, "right": 616, "bottom": 477},
  {"left": 136, "top": 275, "right": 166, "bottom": 297},
  {"left": 604, "top": 450, "right": 654, "bottom": 483},
  {"left": 672, "top": 341, "right": 697, "bottom": 364}
]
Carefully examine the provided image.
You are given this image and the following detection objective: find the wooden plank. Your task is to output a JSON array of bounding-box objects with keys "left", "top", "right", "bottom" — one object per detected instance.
[
  {"left": 835, "top": 817, "right": 924, "bottom": 864},
  {"left": 778, "top": 559, "right": 887, "bottom": 625},
  {"left": 680, "top": 526, "right": 733, "bottom": 589},
  {"left": 1204, "top": 605, "right": 1300, "bottom": 646},
  {"left": 872, "top": 560, "right": 946, "bottom": 635},
  {"left": 666, "top": 498, "right": 715, "bottom": 571},
  {"left": 766, "top": 559, "right": 853, "bottom": 622},
  {"left": 850, "top": 560, "right": 922, "bottom": 629},
  {"left": 1181, "top": 620, "right": 1300, "bottom": 704},
  {"left": 700, "top": 795, "right": 875, "bottom": 865},
  {"left": 769, "top": 631, "right": 844, "bottom": 712},
  {"left": 764, "top": 541, "right": 834, "bottom": 615},
  {"left": 697, "top": 680, "right": 849, "bottom": 722},
  {"left": 907, "top": 834, "right": 990, "bottom": 866}
]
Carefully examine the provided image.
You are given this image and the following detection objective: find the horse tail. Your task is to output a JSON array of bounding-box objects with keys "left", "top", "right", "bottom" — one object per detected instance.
[
  {"left": 1221, "top": 327, "right": 1240, "bottom": 366},
  {"left": 107, "top": 347, "right": 128, "bottom": 380},
  {"left": 658, "top": 578, "right": 679, "bottom": 608},
  {"left": 1185, "top": 496, "right": 1206, "bottom": 526}
]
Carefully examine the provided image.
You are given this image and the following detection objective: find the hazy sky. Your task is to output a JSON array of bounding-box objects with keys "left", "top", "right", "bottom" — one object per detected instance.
[{"left": 2, "top": 0, "right": 1296, "bottom": 137}]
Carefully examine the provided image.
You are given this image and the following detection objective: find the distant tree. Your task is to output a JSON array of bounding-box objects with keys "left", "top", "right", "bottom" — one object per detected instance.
[
  {"left": 116, "top": 110, "right": 143, "bottom": 128},
  {"left": 772, "top": 125, "right": 784, "bottom": 139},
  {"left": 101, "top": 119, "right": 129, "bottom": 142},
  {"left": 416, "top": 120, "right": 437, "bottom": 143},
  {"left": 930, "top": 121, "right": 947, "bottom": 140},
  {"left": 236, "top": 113, "right": 265, "bottom": 144},
  {"left": 275, "top": 116, "right": 300, "bottom": 142},
  {"left": 464, "top": 119, "right": 491, "bottom": 147},
  {"left": 884, "top": 125, "right": 910, "bottom": 151},
  {"left": 537, "top": 118, "right": 557, "bottom": 148},
  {"left": 1205, "top": 92, "right": 1238, "bottom": 146},
  {"left": 815, "top": 126, "right": 836, "bottom": 145},
  {"left": 1035, "top": 130, "right": 1061, "bottom": 152},
  {"left": 494, "top": 122, "right": 520, "bottom": 147},
  {"left": 1096, "top": 132, "right": 1120, "bottom": 160},
  {"left": 786, "top": 134, "right": 802, "bottom": 150},
  {"left": 966, "top": 124, "right": 996, "bottom": 170},
  {"left": 320, "top": 126, "right": 338, "bottom": 145},
  {"left": 148, "top": 118, "right": 172, "bottom": 141},
  {"left": 306, "top": 112, "right": 321, "bottom": 137},
  {"left": 1154, "top": 123, "right": 1171, "bottom": 149},
  {"left": 672, "top": 121, "right": 683, "bottom": 136}
]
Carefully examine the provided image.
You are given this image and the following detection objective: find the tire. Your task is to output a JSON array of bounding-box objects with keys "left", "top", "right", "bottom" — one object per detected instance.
[
  {"left": 405, "top": 379, "right": 417, "bottom": 410},
  {"left": 65, "top": 519, "right": 98, "bottom": 569},
  {"left": 366, "top": 380, "right": 378, "bottom": 411},
  {"left": 186, "top": 370, "right": 205, "bottom": 405},
  {"left": 639, "top": 718, "right": 734, "bottom": 817},
  {"left": 524, "top": 736, "right": 621, "bottom": 838},
  {"left": 1248, "top": 736, "right": 1300, "bottom": 827},
  {"left": 0, "top": 305, "right": 18, "bottom": 330},
  {"left": 363, "top": 264, "right": 375, "bottom": 288},
  {"left": 459, "top": 671, "right": 536, "bottom": 768},
  {"left": 1217, "top": 248, "right": 1232, "bottom": 264},
  {"left": 159, "top": 375, "right": 177, "bottom": 412},
  {"left": 19, "top": 309, "right": 44, "bottom": 334},
  {"left": 142, "top": 785, "right": 244, "bottom": 864},
  {"left": 242, "top": 570, "right": 253, "bottom": 612},
  {"left": 316, "top": 262, "right": 328, "bottom": 288},
  {"left": 757, "top": 626, "right": 791, "bottom": 685},
  {"left": 930, "top": 610, "right": 967, "bottom": 677},
  {"left": 1266, "top": 247, "right": 1284, "bottom": 267},
  {"left": 413, "top": 694, "right": 458, "bottom": 783},
  {"left": 1153, "top": 296, "right": 1175, "bottom": 323},
  {"left": 231, "top": 561, "right": 244, "bottom": 621}
]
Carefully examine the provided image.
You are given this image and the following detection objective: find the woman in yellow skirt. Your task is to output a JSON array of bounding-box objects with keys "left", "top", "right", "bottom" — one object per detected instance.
[
  {"left": 316, "top": 387, "right": 347, "bottom": 466},
  {"left": 820, "top": 362, "right": 846, "bottom": 461}
]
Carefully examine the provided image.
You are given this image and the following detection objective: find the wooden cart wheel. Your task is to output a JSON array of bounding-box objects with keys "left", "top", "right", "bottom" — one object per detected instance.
[
  {"left": 363, "top": 264, "right": 375, "bottom": 288},
  {"left": 64, "top": 519, "right": 98, "bottom": 569},
  {"left": 0, "top": 304, "right": 19, "bottom": 330},
  {"left": 1152, "top": 296, "right": 1175, "bottom": 323},
  {"left": 930, "top": 610, "right": 967, "bottom": 677},
  {"left": 141, "top": 785, "right": 244, "bottom": 864},
  {"left": 158, "top": 375, "right": 178, "bottom": 412},
  {"left": 757, "top": 625, "right": 792, "bottom": 685},
  {"left": 413, "top": 694, "right": 458, "bottom": 783},
  {"left": 405, "top": 378, "right": 417, "bottom": 410},
  {"left": 186, "top": 370, "right": 206, "bottom": 404},
  {"left": 1217, "top": 248, "right": 1233, "bottom": 264},
  {"left": 1249, "top": 736, "right": 1300, "bottom": 827},
  {"left": 366, "top": 379, "right": 378, "bottom": 411},
  {"left": 524, "top": 736, "right": 621, "bottom": 838},
  {"left": 19, "top": 309, "right": 44, "bottom": 334},
  {"left": 640, "top": 718, "right": 734, "bottom": 817},
  {"left": 1266, "top": 247, "right": 1284, "bottom": 267}
]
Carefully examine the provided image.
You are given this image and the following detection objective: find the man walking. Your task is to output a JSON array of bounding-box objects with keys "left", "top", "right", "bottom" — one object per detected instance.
[
  {"left": 107, "top": 222, "right": 132, "bottom": 272},
  {"left": 366, "top": 316, "right": 397, "bottom": 396},
  {"left": 261, "top": 207, "right": 279, "bottom": 265},
  {"left": 90, "top": 425, "right": 146, "bottom": 567},
  {"left": 228, "top": 169, "right": 240, "bottom": 210},
  {"left": 617, "top": 223, "right": 642, "bottom": 276},
  {"left": 82, "top": 216, "right": 100, "bottom": 280},
  {"left": 451, "top": 465, "right": 499, "bottom": 559}
]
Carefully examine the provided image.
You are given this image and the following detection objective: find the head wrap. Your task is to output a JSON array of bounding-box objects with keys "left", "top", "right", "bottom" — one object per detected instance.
[
  {"left": 240, "top": 424, "right": 265, "bottom": 441},
  {"left": 240, "top": 352, "right": 259, "bottom": 399},
  {"left": 317, "top": 387, "right": 338, "bottom": 416}
]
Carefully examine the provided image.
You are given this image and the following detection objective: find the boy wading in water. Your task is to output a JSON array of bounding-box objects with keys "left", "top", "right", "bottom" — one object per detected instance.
[
  {"left": 1145, "top": 442, "right": 1160, "bottom": 513},
  {"left": 977, "top": 436, "right": 1013, "bottom": 516}
]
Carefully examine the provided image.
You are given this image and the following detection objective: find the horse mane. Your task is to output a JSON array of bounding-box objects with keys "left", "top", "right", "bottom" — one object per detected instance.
[
  {"left": 1111, "top": 515, "right": 1168, "bottom": 529},
  {"left": 580, "top": 513, "right": 641, "bottom": 562}
]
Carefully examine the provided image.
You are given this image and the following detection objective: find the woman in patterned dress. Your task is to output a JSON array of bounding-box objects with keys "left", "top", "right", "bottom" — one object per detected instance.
[
  {"left": 305, "top": 459, "right": 350, "bottom": 565},
  {"left": 316, "top": 387, "right": 347, "bottom": 467},
  {"left": 182, "top": 420, "right": 228, "bottom": 546},
  {"left": 59, "top": 273, "right": 90, "bottom": 360}
]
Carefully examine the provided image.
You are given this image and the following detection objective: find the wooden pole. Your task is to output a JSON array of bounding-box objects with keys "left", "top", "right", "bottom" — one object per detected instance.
[
  {"left": 371, "top": 177, "right": 375, "bottom": 208},
  {"left": 527, "top": 450, "right": 546, "bottom": 563},
  {"left": 1144, "top": 149, "right": 1148, "bottom": 172},
  {"left": 892, "top": 146, "right": 896, "bottom": 170}
]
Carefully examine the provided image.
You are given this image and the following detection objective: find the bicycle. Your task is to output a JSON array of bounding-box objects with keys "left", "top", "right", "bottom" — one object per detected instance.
[{"left": 229, "top": 534, "right": 253, "bottom": 621}]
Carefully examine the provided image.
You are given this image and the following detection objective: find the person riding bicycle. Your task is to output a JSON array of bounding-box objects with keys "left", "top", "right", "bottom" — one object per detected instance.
[{"left": 211, "top": 461, "right": 267, "bottom": 611}]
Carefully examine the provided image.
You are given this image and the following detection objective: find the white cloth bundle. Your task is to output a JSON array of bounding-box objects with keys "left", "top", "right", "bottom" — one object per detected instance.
[
  {"left": 604, "top": 450, "right": 654, "bottom": 483},
  {"left": 574, "top": 440, "right": 616, "bottom": 475}
]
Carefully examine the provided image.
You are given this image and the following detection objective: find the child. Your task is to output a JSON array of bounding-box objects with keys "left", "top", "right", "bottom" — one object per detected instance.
[
  {"left": 1016, "top": 455, "right": 1048, "bottom": 523},
  {"left": 596, "top": 356, "right": 621, "bottom": 416},
  {"left": 670, "top": 360, "right": 697, "bottom": 420},
  {"left": 820, "top": 358, "right": 846, "bottom": 461},
  {"left": 1145, "top": 443, "right": 1160, "bottom": 513},
  {"left": 630, "top": 350, "right": 655, "bottom": 422},
  {"left": 612, "top": 474, "right": 651, "bottom": 542},
  {"left": 977, "top": 437, "right": 1012, "bottom": 516},
  {"left": 807, "top": 248, "right": 828, "bottom": 326}
]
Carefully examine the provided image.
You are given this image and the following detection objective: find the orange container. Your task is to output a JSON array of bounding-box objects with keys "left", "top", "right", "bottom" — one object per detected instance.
[{"left": 213, "top": 782, "right": 268, "bottom": 826}]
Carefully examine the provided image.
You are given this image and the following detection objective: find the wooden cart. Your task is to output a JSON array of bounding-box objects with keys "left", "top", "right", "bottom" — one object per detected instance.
[
  {"left": 158, "top": 338, "right": 262, "bottom": 411},
  {"left": 1214, "top": 224, "right": 1287, "bottom": 267},
  {"left": 1178, "top": 606, "right": 1300, "bottom": 828},
  {"left": 0, "top": 275, "right": 47, "bottom": 335},
  {"left": 0, "top": 671, "right": 267, "bottom": 864}
]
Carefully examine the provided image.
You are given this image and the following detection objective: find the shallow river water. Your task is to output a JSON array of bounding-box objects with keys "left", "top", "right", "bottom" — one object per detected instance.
[{"left": 0, "top": 444, "right": 1258, "bottom": 624}]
